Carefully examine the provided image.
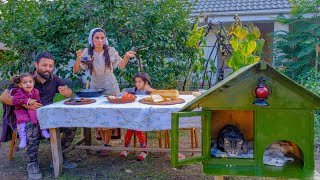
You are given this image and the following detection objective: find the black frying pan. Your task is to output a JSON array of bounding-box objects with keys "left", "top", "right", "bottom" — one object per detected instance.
[{"left": 75, "top": 89, "right": 104, "bottom": 97}]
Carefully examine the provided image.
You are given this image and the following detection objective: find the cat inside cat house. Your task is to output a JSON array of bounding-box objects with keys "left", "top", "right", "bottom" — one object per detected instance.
[{"left": 210, "top": 110, "right": 254, "bottom": 159}]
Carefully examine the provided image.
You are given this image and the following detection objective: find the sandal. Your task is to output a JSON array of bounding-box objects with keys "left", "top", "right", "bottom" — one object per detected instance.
[
  {"left": 137, "top": 151, "right": 148, "bottom": 161},
  {"left": 120, "top": 151, "right": 128, "bottom": 157}
]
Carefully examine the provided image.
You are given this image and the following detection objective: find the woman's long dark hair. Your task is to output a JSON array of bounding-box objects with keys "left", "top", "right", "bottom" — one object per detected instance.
[{"left": 88, "top": 29, "right": 111, "bottom": 71}]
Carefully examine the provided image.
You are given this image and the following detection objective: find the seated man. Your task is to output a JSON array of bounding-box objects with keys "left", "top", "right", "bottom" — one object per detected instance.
[{"left": 0, "top": 52, "right": 77, "bottom": 180}]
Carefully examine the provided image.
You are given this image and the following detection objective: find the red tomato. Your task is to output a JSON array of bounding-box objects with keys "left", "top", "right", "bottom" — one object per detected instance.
[{"left": 122, "top": 93, "right": 135, "bottom": 99}]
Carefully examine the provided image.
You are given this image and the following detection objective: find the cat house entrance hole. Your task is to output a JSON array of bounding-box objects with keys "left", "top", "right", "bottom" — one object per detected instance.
[
  {"left": 263, "top": 140, "right": 304, "bottom": 168},
  {"left": 211, "top": 110, "right": 254, "bottom": 159}
]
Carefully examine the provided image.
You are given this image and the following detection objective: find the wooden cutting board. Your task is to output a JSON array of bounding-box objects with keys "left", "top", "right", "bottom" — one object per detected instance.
[{"left": 139, "top": 98, "right": 185, "bottom": 105}]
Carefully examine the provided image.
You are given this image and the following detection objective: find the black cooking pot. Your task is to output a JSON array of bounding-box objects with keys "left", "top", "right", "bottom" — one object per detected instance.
[{"left": 75, "top": 89, "right": 104, "bottom": 97}]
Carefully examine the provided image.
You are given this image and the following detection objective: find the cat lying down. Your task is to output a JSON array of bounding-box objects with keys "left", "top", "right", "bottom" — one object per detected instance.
[{"left": 217, "top": 125, "right": 248, "bottom": 157}]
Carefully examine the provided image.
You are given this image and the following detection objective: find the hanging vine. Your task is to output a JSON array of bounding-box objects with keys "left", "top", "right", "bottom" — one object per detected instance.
[{"left": 227, "top": 15, "right": 265, "bottom": 72}]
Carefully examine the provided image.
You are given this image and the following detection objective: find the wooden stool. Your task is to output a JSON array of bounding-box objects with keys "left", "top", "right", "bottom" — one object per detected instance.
[{"left": 8, "top": 131, "right": 17, "bottom": 161}]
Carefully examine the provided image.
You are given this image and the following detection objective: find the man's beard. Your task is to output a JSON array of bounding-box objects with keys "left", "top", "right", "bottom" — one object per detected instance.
[{"left": 38, "top": 70, "right": 52, "bottom": 80}]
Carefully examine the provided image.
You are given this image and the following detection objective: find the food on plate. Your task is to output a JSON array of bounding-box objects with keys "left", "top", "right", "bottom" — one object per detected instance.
[
  {"left": 108, "top": 95, "right": 116, "bottom": 99},
  {"left": 150, "top": 90, "right": 179, "bottom": 100},
  {"left": 145, "top": 94, "right": 165, "bottom": 103},
  {"left": 122, "top": 93, "right": 135, "bottom": 99},
  {"left": 80, "top": 97, "right": 91, "bottom": 102},
  {"left": 192, "top": 92, "right": 201, "bottom": 97}
]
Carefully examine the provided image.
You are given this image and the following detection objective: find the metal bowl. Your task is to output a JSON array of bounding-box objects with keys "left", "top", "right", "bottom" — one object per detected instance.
[{"left": 75, "top": 89, "right": 104, "bottom": 97}]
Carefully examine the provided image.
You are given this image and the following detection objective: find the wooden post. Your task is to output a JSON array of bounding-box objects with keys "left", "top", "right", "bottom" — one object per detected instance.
[
  {"left": 83, "top": 128, "right": 92, "bottom": 154},
  {"left": 158, "top": 131, "right": 162, "bottom": 148},
  {"left": 144, "top": 132, "right": 148, "bottom": 145},
  {"left": 50, "top": 128, "right": 63, "bottom": 178},
  {"left": 164, "top": 130, "right": 170, "bottom": 148},
  {"left": 190, "top": 128, "right": 194, "bottom": 156},
  {"left": 194, "top": 128, "right": 199, "bottom": 148},
  {"left": 8, "top": 131, "right": 17, "bottom": 161}
]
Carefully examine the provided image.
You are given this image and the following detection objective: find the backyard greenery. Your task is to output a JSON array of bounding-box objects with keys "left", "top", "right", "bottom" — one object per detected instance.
[
  {"left": 273, "top": 0, "right": 320, "bottom": 140},
  {"left": 0, "top": 0, "right": 206, "bottom": 90},
  {"left": 273, "top": 0, "right": 320, "bottom": 84},
  {"left": 227, "top": 18, "right": 265, "bottom": 72}
]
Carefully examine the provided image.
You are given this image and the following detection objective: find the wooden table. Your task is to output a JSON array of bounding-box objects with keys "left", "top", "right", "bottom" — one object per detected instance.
[{"left": 37, "top": 95, "right": 201, "bottom": 177}]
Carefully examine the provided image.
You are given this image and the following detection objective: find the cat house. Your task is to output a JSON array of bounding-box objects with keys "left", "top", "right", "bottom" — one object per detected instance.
[{"left": 171, "top": 61, "right": 320, "bottom": 179}]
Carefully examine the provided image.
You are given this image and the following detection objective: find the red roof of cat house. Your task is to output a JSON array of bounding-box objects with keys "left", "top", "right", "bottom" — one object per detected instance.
[{"left": 171, "top": 61, "right": 320, "bottom": 179}]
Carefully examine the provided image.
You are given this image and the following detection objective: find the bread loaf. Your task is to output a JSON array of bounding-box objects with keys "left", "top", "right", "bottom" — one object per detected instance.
[{"left": 150, "top": 90, "right": 179, "bottom": 100}]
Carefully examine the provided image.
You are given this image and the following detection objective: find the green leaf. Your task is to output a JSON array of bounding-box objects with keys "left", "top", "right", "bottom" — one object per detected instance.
[
  {"left": 239, "top": 41, "right": 256, "bottom": 56},
  {"left": 230, "top": 36, "right": 239, "bottom": 51},
  {"left": 227, "top": 50, "right": 246, "bottom": 71},
  {"left": 246, "top": 33, "right": 256, "bottom": 41},
  {"left": 252, "top": 26, "right": 261, "bottom": 38},
  {"left": 255, "top": 39, "right": 265, "bottom": 52},
  {"left": 234, "top": 26, "right": 248, "bottom": 40},
  {"left": 247, "top": 55, "right": 260, "bottom": 64}
]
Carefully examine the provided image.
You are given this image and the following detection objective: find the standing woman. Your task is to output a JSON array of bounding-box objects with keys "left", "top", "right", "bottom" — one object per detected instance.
[{"left": 73, "top": 28, "right": 136, "bottom": 155}]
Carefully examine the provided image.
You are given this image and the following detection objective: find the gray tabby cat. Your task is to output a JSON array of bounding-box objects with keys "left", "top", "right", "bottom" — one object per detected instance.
[{"left": 217, "top": 124, "right": 248, "bottom": 157}]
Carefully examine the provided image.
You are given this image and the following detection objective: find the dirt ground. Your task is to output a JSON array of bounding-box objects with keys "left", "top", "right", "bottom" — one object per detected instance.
[{"left": 1, "top": 129, "right": 320, "bottom": 180}]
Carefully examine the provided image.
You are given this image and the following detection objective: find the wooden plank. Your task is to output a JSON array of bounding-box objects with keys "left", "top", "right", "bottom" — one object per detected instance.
[
  {"left": 8, "top": 131, "right": 17, "bottom": 161},
  {"left": 62, "top": 137, "right": 86, "bottom": 154},
  {"left": 74, "top": 145, "right": 202, "bottom": 153},
  {"left": 83, "top": 128, "right": 92, "bottom": 154},
  {"left": 50, "top": 128, "right": 63, "bottom": 178}
]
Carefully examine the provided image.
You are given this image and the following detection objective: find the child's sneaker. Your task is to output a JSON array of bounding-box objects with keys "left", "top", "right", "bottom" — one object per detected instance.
[
  {"left": 120, "top": 151, "right": 128, "bottom": 157},
  {"left": 41, "top": 129, "right": 50, "bottom": 139},
  {"left": 137, "top": 151, "right": 148, "bottom": 161}
]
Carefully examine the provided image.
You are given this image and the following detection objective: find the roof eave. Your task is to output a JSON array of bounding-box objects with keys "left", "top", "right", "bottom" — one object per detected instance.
[{"left": 190, "top": 8, "right": 292, "bottom": 18}]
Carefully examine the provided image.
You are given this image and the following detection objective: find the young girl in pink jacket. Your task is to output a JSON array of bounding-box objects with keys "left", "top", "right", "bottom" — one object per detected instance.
[{"left": 12, "top": 73, "right": 50, "bottom": 148}]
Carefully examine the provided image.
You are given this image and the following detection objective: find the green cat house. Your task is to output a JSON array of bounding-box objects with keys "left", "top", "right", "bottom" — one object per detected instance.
[{"left": 171, "top": 61, "right": 320, "bottom": 179}]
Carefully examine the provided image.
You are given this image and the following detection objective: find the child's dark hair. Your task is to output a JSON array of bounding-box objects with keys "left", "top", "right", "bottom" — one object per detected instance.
[
  {"left": 134, "top": 72, "right": 151, "bottom": 86},
  {"left": 12, "top": 73, "right": 35, "bottom": 84}
]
